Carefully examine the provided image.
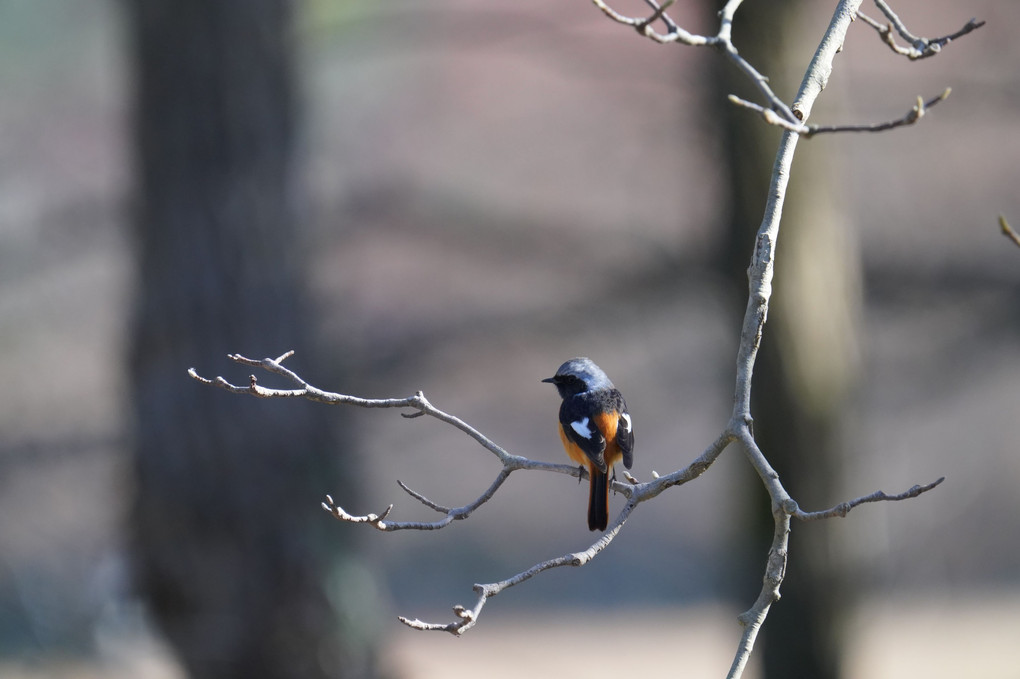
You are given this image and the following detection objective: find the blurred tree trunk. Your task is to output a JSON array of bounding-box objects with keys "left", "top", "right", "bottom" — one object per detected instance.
[
  {"left": 709, "top": 2, "right": 862, "bottom": 677},
  {"left": 126, "top": 1, "right": 371, "bottom": 677}
]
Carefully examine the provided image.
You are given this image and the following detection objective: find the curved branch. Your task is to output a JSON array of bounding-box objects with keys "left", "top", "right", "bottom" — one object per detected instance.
[
  {"left": 723, "top": 3, "right": 855, "bottom": 676},
  {"left": 398, "top": 509, "right": 633, "bottom": 635},
  {"left": 589, "top": 0, "right": 712, "bottom": 46},
  {"left": 190, "top": 352, "right": 517, "bottom": 464},
  {"left": 640, "top": 0, "right": 679, "bottom": 35},
  {"left": 592, "top": 0, "right": 981, "bottom": 133},
  {"left": 724, "top": 428, "right": 792, "bottom": 679},
  {"left": 193, "top": 352, "right": 593, "bottom": 530},
  {"left": 194, "top": 344, "right": 943, "bottom": 649},
  {"left": 794, "top": 476, "right": 945, "bottom": 521},
  {"left": 590, "top": 0, "right": 799, "bottom": 123},
  {"left": 320, "top": 495, "right": 394, "bottom": 529},
  {"left": 640, "top": 430, "right": 736, "bottom": 499},
  {"left": 729, "top": 88, "right": 952, "bottom": 137},
  {"left": 857, "top": 3, "right": 984, "bottom": 61},
  {"left": 321, "top": 468, "right": 519, "bottom": 531}
]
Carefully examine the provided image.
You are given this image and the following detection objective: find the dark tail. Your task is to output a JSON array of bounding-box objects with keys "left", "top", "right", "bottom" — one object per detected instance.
[{"left": 587, "top": 467, "right": 609, "bottom": 531}]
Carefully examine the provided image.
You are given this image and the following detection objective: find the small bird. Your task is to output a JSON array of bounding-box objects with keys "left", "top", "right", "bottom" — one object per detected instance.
[{"left": 543, "top": 358, "right": 634, "bottom": 531}]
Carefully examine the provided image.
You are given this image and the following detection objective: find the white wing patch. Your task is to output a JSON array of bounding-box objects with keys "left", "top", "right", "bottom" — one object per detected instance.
[
  {"left": 570, "top": 417, "right": 593, "bottom": 439},
  {"left": 620, "top": 412, "right": 632, "bottom": 433}
]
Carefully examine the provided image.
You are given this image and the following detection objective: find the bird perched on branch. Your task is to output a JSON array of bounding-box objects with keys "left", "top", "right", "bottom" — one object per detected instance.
[{"left": 543, "top": 358, "right": 634, "bottom": 531}]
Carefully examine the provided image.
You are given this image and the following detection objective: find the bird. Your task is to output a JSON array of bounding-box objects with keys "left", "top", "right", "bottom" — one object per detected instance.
[{"left": 542, "top": 357, "right": 634, "bottom": 531}]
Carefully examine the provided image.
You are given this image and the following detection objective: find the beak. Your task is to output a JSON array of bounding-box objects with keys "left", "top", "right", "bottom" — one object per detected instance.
[{"left": 541, "top": 376, "right": 557, "bottom": 384}]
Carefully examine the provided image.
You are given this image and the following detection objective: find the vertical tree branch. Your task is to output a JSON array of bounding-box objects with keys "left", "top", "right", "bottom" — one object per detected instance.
[
  {"left": 791, "top": 1, "right": 860, "bottom": 121},
  {"left": 726, "top": 3, "right": 863, "bottom": 677},
  {"left": 184, "top": 0, "right": 971, "bottom": 672}
]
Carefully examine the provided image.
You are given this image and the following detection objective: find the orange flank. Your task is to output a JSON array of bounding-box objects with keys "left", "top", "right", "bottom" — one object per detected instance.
[
  {"left": 593, "top": 411, "right": 623, "bottom": 469},
  {"left": 558, "top": 425, "right": 589, "bottom": 468}
]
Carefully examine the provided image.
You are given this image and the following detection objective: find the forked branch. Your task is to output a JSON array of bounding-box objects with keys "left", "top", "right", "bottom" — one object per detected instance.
[
  {"left": 190, "top": 352, "right": 579, "bottom": 531},
  {"left": 590, "top": 0, "right": 798, "bottom": 124},
  {"left": 190, "top": 354, "right": 941, "bottom": 640},
  {"left": 188, "top": 0, "right": 981, "bottom": 673},
  {"left": 592, "top": 0, "right": 981, "bottom": 134},
  {"left": 857, "top": 1, "right": 985, "bottom": 60},
  {"left": 729, "top": 88, "right": 951, "bottom": 137},
  {"left": 711, "top": 1, "right": 968, "bottom": 675},
  {"left": 399, "top": 518, "right": 630, "bottom": 635},
  {"left": 320, "top": 469, "right": 517, "bottom": 532}
]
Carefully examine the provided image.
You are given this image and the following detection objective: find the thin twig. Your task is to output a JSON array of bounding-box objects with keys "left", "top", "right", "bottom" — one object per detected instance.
[
  {"left": 396, "top": 479, "right": 452, "bottom": 513},
  {"left": 589, "top": 0, "right": 799, "bottom": 124},
  {"left": 641, "top": 0, "right": 678, "bottom": 34},
  {"left": 1000, "top": 215, "right": 1020, "bottom": 250},
  {"left": 729, "top": 88, "right": 951, "bottom": 136},
  {"left": 636, "top": 0, "right": 675, "bottom": 34},
  {"left": 871, "top": 0, "right": 920, "bottom": 43},
  {"left": 728, "top": 95, "right": 811, "bottom": 134},
  {"left": 857, "top": 4, "right": 984, "bottom": 61},
  {"left": 398, "top": 508, "right": 633, "bottom": 635},
  {"left": 641, "top": 430, "right": 735, "bottom": 498},
  {"left": 794, "top": 477, "right": 946, "bottom": 521},
  {"left": 807, "top": 89, "right": 950, "bottom": 135},
  {"left": 190, "top": 352, "right": 517, "bottom": 464},
  {"left": 589, "top": 0, "right": 709, "bottom": 45},
  {"left": 321, "top": 469, "right": 521, "bottom": 531}
]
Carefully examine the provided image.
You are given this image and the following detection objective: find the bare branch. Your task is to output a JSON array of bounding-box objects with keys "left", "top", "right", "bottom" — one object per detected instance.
[
  {"left": 641, "top": 430, "right": 735, "bottom": 498},
  {"left": 794, "top": 476, "right": 946, "bottom": 521},
  {"left": 321, "top": 469, "right": 521, "bottom": 531},
  {"left": 196, "top": 342, "right": 942, "bottom": 649},
  {"left": 395, "top": 440, "right": 802, "bottom": 636},
  {"left": 321, "top": 494, "right": 394, "bottom": 530},
  {"left": 722, "top": 3, "right": 868, "bottom": 675},
  {"left": 190, "top": 352, "right": 518, "bottom": 464},
  {"left": 394, "top": 431, "right": 743, "bottom": 634},
  {"left": 641, "top": 0, "right": 679, "bottom": 35},
  {"left": 396, "top": 479, "right": 452, "bottom": 513},
  {"left": 872, "top": 0, "right": 926, "bottom": 45},
  {"left": 187, "top": 0, "right": 975, "bottom": 657},
  {"left": 636, "top": 0, "right": 675, "bottom": 35},
  {"left": 589, "top": 0, "right": 799, "bottom": 124},
  {"left": 727, "top": 429, "right": 791, "bottom": 679},
  {"left": 193, "top": 354, "right": 601, "bottom": 531},
  {"left": 398, "top": 513, "right": 632, "bottom": 635},
  {"left": 729, "top": 88, "right": 951, "bottom": 136},
  {"left": 807, "top": 89, "right": 950, "bottom": 135},
  {"left": 593, "top": 0, "right": 981, "bottom": 136},
  {"left": 728, "top": 95, "right": 812, "bottom": 134},
  {"left": 589, "top": 0, "right": 712, "bottom": 46},
  {"left": 857, "top": 3, "right": 984, "bottom": 61},
  {"left": 1000, "top": 215, "right": 1020, "bottom": 250}
]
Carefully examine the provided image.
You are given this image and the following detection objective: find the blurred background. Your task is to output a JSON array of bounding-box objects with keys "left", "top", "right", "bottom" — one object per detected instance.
[{"left": 1, "top": 0, "right": 1018, "bottom": 677}]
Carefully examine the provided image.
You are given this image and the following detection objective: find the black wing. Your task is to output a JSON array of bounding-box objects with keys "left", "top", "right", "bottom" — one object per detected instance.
[
  {"left": 597, "top": 388, "right": 633, "bottom": 470},
  {"left": 559, "top": 394, "right": 608, "bottom": 471},
  {"left": 616, "top": 400, "right": 634, "bottom": 470}
]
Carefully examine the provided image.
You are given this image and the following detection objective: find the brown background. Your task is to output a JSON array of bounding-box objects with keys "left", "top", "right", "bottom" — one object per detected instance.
[{"left": 1, "top": 0, "right": 1017, "bottom": 676}]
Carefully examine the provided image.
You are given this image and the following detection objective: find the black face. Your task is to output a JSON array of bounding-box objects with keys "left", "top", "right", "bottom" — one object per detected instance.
[{"left": 542, "top": 373, "right": 588, "bottom": 400}]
